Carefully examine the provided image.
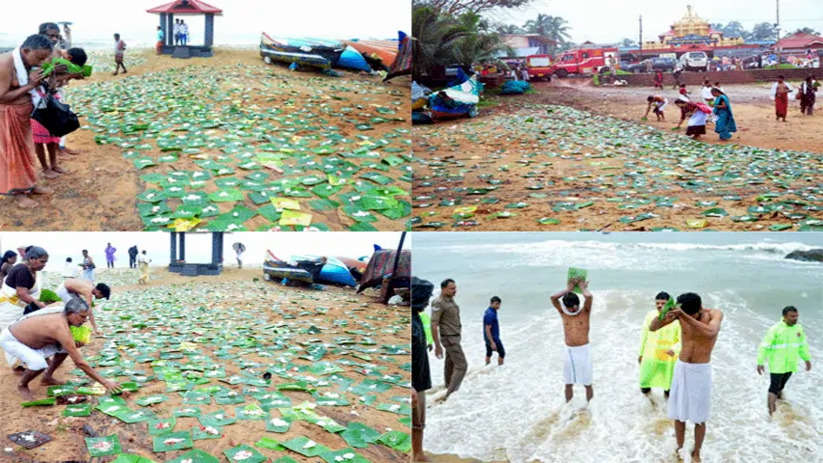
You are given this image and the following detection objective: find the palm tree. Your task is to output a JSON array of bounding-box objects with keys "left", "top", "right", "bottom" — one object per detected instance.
[
  {"left": 523, "top": 14, "right": 571, "bottom": 54},
  {"left": 497, "top": 24, "right": 524, "bottom": 34},
  {"left": 412, "top": 5, "right": 510, "bottom": 80},
  {"left": 451, "top": 12, "right": 512, "bottom": 69}
]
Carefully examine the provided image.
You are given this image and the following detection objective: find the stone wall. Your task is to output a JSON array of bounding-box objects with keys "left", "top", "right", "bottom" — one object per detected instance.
[{"left": 615, "top": 68, "right": 820, "bottom": 86}]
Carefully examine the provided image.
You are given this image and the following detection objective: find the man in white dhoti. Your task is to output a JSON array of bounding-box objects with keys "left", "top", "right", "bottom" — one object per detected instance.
[
  {"left": 649, "top": 292, "right": 723, "bottom": 463},
  {"left": 550, "top": 277, "right": 594, "bottom": 402},
  {"left": 0, "top": 297, "right": 121, "bottom": 400}
]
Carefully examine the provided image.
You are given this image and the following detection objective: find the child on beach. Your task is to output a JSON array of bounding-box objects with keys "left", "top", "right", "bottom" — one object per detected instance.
[
  {"left": 550, "top": 276, "right": 594, "bottom": 402},
  {"left": 643, "top": 95, "right": 668, "bottom": 121}
]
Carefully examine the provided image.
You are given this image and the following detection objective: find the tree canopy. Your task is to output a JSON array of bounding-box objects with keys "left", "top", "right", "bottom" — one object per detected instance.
[{"left": 413, "top": 0, "right": 533, "bottom": 15}]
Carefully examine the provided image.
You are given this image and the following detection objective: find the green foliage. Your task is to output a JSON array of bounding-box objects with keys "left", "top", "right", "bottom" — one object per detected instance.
[
  {"left": 523, "top": 14, "right": 571, "bottom": 55},
  {"left": 413, "top": 5, "right": 510, "bottom": 78}
]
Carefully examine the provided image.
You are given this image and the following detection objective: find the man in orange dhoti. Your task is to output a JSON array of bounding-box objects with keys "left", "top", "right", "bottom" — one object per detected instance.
[{"left": 0, "top": 35, "right": 54, "bottom": 208}]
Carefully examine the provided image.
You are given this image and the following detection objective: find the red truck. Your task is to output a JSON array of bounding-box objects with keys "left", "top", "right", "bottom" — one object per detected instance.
[
  {"left": 548, "top": 47, "right": 618, "bottom": 77},
  {"left": 525, "top": 54, "right": 553, "bottom": 81}
]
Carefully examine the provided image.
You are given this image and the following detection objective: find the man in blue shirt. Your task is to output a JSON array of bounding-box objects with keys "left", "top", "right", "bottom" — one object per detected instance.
[{"left": 484, "top": 296, "right": 504, "bottom": 365}]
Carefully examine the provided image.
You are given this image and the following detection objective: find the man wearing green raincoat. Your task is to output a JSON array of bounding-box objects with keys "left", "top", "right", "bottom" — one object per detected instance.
[
  {"left": 638, "top": 292, "right": 681, "bottom": 398},
  {"left": 756, "top": 306, "right": 811, "bottom": 416}
]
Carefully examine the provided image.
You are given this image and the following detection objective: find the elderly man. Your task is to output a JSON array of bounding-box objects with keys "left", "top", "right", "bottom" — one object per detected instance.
[
  {"left": 0, "top": 297, "right": 121, "bottom": 400},
  {"left": 0, "top": 35, "right": 53, "bottom": 208},
  {"left": 56, "top": 278, "right": 110, "bottom": 334}
]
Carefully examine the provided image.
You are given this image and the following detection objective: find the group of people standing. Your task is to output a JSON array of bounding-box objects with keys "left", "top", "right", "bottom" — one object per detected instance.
[
  {"left": 771, "top": 74, "right": 818, "bottom": 120},
  {"left": 411, "top": 276, "right": 813, "bottom": 463},
  {"left": 174, "top": 19, "right": 190, "bottom": 46},
  {"left": 0, "top": 23, "right": 91, "bottom": 207}
]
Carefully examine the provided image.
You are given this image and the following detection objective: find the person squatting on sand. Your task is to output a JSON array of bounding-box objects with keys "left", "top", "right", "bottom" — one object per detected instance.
[
  {"left": 649, "top": 292, "right": 723, "bottom": 463},
  {"left": 431, "top": 278, "right": 466, "bottom": 402},
  {"left": 550, "top": 277, "right": 594, "bottom": 403},
  {"left": 644, "top": 95, "right": 667, "bottom": 122},
  {"left": 0, "top": 297, "right": 121, "bottom": 400},
  {"left": 757, "top": 306, "right": 812, "bottom": 416}
]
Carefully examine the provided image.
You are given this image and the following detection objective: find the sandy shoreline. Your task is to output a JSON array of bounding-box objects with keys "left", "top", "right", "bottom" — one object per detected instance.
[
  {"left": 0, "top": 267, "right": 410, "bottom": 461},
  {"left": 0, "top": 47, "right": 411, "bottom": 231}
]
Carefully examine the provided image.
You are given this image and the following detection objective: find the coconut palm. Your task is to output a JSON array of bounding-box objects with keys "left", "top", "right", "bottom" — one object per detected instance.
[
  {"left": 413, "top": 5, "right": 510, "bottom": 80},
  {"left": 413, "top": 5, "right": 471, "bottom": 79},
  {"left": 497, "top": 24, "right": 524, "bottom": 34},
  {"left": 523, "top": 14, "right": 571, "bottom": 54}
]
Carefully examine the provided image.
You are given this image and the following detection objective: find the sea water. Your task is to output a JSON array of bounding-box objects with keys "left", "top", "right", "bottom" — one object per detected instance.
[{"left": 414, "top": 232, "right": 823, "bottom": 463}]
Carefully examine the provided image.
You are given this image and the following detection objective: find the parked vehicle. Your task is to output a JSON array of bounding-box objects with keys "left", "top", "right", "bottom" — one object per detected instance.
[
  {"left": 652, "top": 57, "right": 677, "bottom": 72},
  {"left": 678, "top": 51, "right": 708, "bottom": 71},
  {"left": 525, "top": 54, "right": 553, "bottom": 81},
  {"left": 547, "top": 47, "right": 618, "bottom": 77}
]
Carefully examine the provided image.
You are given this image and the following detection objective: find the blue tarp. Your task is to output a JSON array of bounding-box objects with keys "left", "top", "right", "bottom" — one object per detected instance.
[
  {"left": 337, "top": 45, "right": 372, "bottom": 72},
  {"left": 500, "top": 80, "right": 531, "bottom": 95}
]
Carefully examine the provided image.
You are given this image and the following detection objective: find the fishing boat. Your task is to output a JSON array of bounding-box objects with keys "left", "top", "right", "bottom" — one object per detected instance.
[
  {"left": 259, "top": 33, "right": 343, "bottom": 70},
  {"left": 343, "top": 39, "right": 398, "bottom": 70},
  {"left": 292, "top": 255, "right": 357, "bottom": 287},
  {"left": 263, "top": 251, "right": 324, "bottom": 283},
  {"left": 429, "top": 69, "right": 482, "bottom": 120}
]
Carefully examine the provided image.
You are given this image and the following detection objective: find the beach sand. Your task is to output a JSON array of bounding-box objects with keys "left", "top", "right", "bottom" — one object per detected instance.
[
  {"left": 412, "top": 79, "right": 822, "bottom": 231},
  {"left": 0, "top": 48, "right": 410, "bottom": 231},
  {"left": 0, "top": 267, "right": 410, "bottom": 461}
]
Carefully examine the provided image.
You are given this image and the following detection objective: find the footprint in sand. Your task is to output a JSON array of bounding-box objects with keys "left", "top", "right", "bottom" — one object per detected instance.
[{"left": 555, "top": 408, "right": 592, "bottom": 440}]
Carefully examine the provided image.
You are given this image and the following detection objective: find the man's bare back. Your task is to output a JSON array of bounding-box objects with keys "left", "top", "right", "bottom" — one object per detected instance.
[
  {"left": 676, "top": 309, "right": 722, "bottom": 363},
  {"left": 652, "top": 307, "right": 723, "bottom": 364},
  {"left": 10, "top": 312, "right": 68, "bottom": 350}
]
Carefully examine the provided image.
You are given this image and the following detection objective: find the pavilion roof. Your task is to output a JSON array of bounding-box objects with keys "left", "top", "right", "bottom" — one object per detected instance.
[{"left": 147, "top": 0, "right": 222, "bottom": 15}]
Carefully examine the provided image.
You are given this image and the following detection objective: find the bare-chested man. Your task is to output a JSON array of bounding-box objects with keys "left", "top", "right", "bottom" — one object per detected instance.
[
  {"left": 0, "top": 34, "right": 53, "bottom": 207},
  {"left": 550, "top": 278, "right": 593, "bottom": 402},
  {"left": 649, "top": 292, "right": 723, "bottom": 463},
  {"left": 0, "top": 297, "right": 121, "bottom": 400},
  {"left": 56, "top": 278, "right": 110, "bottom": 334}
]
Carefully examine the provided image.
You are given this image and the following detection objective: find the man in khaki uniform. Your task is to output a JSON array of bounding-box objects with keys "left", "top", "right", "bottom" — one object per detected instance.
[{"left": 431, "top": 278, "right": 466, "bottom": 401}]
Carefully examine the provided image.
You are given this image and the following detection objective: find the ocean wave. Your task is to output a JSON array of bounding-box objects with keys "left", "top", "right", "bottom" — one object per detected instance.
[
  {"left": 432, "top": 239, "right": 818, "bottom": 258},
  {"left": 423, "top": 289, "right": 823, "bottom": 462}
]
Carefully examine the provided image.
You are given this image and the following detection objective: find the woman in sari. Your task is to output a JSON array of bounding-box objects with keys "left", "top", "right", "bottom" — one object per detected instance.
[
  {"left": 711, "top": 88, "right": 736, "bottom": 141},
  {"left": 0, "top": 246, "right": 47, "bottom": 331}
]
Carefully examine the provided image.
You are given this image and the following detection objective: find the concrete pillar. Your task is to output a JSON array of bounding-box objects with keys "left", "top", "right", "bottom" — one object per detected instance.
[
  {"left": 167, "top": 13, "right": 174, "bottom": 46},
  {"left": 211, "top": 232, "right": 222, "bottom": 265},
  {"left": 179, "top": 233, "right": 186, "bottom": 262},
  {"left": 205, "top": 13, "right": 214, "bottom": 48},
  {"left": 159, "top": 13, "right": 166, "bottom": 44},
  {"left": 169, "top": 232, "right": 177, "bottom": 263}
]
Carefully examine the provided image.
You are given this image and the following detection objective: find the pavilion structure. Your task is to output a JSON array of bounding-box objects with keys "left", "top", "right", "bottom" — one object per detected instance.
[
  {"left": 147, "top": 0, "right": 222, "bottom": 58},
  {"left": 168, "top": 232, "right": 224, "bottom": 276}
]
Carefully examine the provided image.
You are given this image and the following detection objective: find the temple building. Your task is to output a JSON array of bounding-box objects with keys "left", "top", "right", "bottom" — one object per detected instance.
[{"left": 642, "top": 6, "right": 745, "bottom": 53}]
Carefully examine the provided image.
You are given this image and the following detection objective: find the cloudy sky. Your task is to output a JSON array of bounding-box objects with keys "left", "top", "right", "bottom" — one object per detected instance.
[
  {"left": 0, "top": 232, "right": 409, "bottom": 269},
  {"left": 487, "top": 0, "right": 823, "bottom": 44},
  {"left": 0, "top": 0, "right": 410, "bottom": 47}
]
